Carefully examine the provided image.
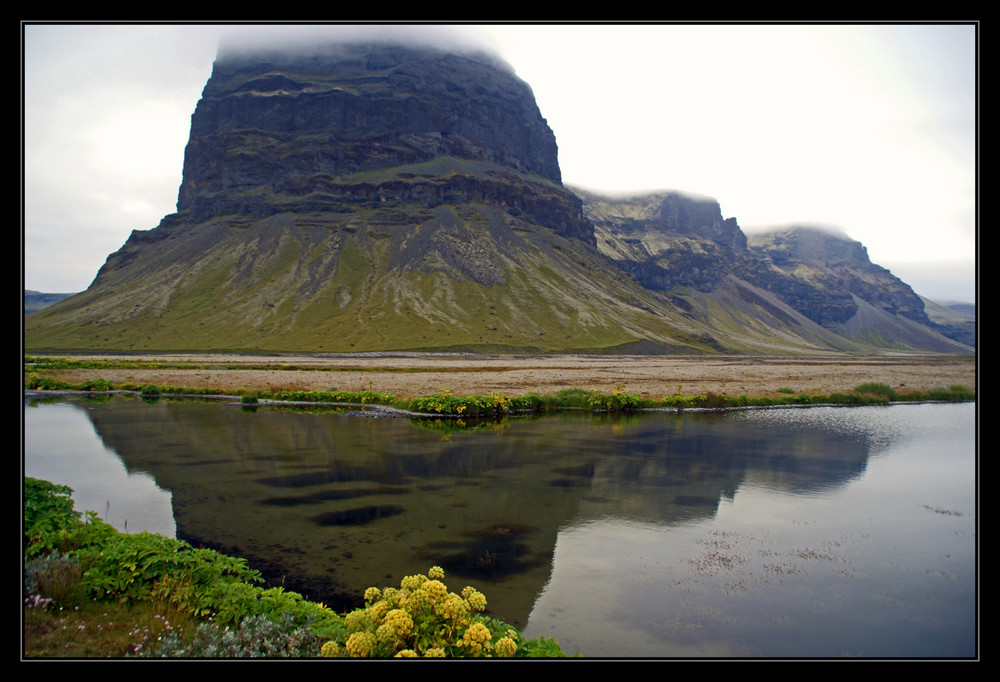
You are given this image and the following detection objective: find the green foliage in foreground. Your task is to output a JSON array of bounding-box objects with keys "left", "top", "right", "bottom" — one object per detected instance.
[{"left": 23, "top": 478, "right": 568, "bottom": 658}]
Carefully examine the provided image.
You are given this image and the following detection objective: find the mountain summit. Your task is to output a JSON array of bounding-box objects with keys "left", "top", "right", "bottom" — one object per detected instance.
[{"left": 25, "top": 37, "right": 972, "bottom": 355}]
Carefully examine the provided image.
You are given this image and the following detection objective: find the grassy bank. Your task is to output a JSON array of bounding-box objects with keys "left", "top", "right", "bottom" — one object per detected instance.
[
  {"left": 23, "top": 478, "right": 568, "bottom": 658},
  {"left": 24, "top": 367, "right": 976, "bottom": 418}
]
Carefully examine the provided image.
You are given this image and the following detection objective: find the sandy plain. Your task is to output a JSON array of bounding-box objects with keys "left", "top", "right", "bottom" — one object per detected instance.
[{"left": 42, "top": 352, "right": 976, "bottom": 400}]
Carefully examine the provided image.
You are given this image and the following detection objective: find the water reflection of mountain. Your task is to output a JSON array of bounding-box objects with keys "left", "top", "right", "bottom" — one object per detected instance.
[{"left": 80, "top": 398, "right": 873, "bottom": 627}]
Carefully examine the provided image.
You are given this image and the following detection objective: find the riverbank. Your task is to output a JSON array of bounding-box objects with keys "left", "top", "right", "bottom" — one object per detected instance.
[{"left": 24, "top": 352, "right": 977, "bottom": 401}]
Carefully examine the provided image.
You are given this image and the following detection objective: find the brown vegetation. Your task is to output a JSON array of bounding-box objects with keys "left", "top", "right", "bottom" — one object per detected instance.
[{"left": 44, "top": 353, "right": 975, "bottom": 400}]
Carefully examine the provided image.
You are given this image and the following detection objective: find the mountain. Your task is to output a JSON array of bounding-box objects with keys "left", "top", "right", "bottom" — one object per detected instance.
[
  {"left": 921, "top": 297, "right": 976, "bottom": 348},
  {"left": 24, "top": 290, "right": 79, "bottom": 316},
  {"left": 576, "top": 190, "right": 971, "bottom": 353},
  {"left": 24, "top": 38, "right": 973, "bottom": 355}
]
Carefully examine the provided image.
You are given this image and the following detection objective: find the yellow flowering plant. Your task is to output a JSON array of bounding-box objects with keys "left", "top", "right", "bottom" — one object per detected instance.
[{"left": 321, "top": 566, "right": 556, "bottom": 658}]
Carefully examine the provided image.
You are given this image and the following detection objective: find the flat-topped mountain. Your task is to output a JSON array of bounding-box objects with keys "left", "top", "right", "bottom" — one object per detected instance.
[{"left": 24, "top": 38, "right": 972, "bottom": 355}]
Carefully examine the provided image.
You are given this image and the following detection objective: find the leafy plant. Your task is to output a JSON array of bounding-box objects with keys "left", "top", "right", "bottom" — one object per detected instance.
[
  {"left": 853, "top": 382, "right": 899, "bottom": 401},
  {"left": 24, "top": 478, "right": 81, "bottom": 551},
  {"left": 80, "top": 378, "right": 115, "bottom": 392},
  {"left": 25, "top": 374, "right": 72, "bottom": 390}
]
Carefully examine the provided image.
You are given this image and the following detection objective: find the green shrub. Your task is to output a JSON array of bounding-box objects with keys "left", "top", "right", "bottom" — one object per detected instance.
[
  {"left": 691, "top": 392, "right": 729, "bottom": 409},
  {"left": 24, "top": 478, "right": 80, "bottom": 547},
  {"left": 409, "top": 390, "right": 514, "bottom": 416},
  {"left": 25, "top": 374, "right": 71, "bottom": 390},
  {"left": 144, "top": 612, "right": 323, "bottom": 658},
  {"left": 927, "top": 385, "right": 976, "bottom": 402},
  {"left": 588, "top": 384, "right": 643, "bottom": 412},
  {"left": 853, "top": 382, "right": 899, "bottom": 401},
  {"left": 24, "top": 552, "right": 84, "bottom": 607},
  {"left": 80, "top": 378, "right": 115, "bottom": 392}
]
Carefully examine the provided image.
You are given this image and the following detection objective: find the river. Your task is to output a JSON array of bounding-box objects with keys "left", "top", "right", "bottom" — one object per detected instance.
[{"left": 23, "top": 395, "right": 976, "bottom": 658}]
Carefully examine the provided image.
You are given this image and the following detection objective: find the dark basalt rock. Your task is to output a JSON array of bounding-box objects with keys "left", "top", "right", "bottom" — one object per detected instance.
[
  {"left": 177, "top": 42, "right": 566, "bottom": 223},
  {"left": 745, "top": 226, "right": 932, "bottom": 327},
  {"left": 578, "top": 190, "right": 967, "bottom": 348}
]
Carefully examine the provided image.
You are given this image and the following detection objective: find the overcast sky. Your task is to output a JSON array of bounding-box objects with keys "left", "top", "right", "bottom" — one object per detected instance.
[{"left": 23, "top": 22, "right": 977, "bottom": 303}]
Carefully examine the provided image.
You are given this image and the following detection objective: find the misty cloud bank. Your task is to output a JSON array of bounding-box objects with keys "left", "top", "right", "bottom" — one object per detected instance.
[{"left": 215, "top": 24, "right": 512, "bottom": 71}]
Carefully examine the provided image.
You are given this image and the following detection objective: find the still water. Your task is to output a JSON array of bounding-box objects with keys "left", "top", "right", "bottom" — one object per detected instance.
[{"left": 23, "top": 395, "right": 976, "bottom": 658}]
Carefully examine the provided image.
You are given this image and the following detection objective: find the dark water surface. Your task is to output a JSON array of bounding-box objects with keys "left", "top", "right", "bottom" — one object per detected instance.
[{"left": 23, "top": 396, "right": 976, "bottom": 658}]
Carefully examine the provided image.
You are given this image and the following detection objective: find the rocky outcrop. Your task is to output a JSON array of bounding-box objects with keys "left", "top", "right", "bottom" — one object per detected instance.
[
  {"left": 176, "top": 43, "right": 567, "bottom": 223},
  {"left": 744, "top": 226, "right": 931, "bottom": 328},
  {"left": 578, "top": 188, "right": 747, "bottom": 293},
  {"left": 581, "top": 192, "right": 972, "bottom": 352}
]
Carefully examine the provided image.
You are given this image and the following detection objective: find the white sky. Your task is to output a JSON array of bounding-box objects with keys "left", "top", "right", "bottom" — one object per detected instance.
[{"left": 22, "top": 22, "right": 977, "bottom": 303}]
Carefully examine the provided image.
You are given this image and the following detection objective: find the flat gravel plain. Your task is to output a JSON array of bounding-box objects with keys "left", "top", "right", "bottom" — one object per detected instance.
[{"left": 41, "top": 353, "right": 977, "bottom": 400}]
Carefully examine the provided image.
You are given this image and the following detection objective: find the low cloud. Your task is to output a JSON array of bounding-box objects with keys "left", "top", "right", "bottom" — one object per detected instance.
[{"left": 215, "top": 24, "right": 507, "bottom": 67}]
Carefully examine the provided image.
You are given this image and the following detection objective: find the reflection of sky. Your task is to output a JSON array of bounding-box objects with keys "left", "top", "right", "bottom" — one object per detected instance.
[
  {"left": 524, "top": 403, "right": 976, "bottom": 658},
  {"left": 23, "top": 400, "right": 176, "bottom": 537}
]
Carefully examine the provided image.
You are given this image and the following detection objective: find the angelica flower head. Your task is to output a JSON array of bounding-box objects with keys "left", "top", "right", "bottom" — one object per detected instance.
[
  {"left": 494, "top": 636, "right": 517, "bottom": 658},
  {"left": 460, "top": 622, "right": 492, "bottom": 656},
  {"left": 345, "top": 631, "right": 378, "bottom": 658},
  {"left": 400, "top": 574, "right": 427, "bottom": 592},
  {"left": 465, "top": 589, "right": 487, "bottom": 612},
  {"left": 421, "top": 579, "right": 448, "bottom": 602}
]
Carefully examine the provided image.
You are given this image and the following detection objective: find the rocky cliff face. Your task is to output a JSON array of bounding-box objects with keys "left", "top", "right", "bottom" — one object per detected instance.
[
  {"left": 578, "top": 188, "right": 747, "bottom": 293},
  {"left": 744, "top": 226, "right": 930, "bottom": 326},
  {"left": 24, "top": 38, "right": 972, "bottom": 355},
  {"left": 583, "top": 192, "right": 972, "bottom": 352},
  {"left": 173, "top": 42, "right": 590, "bottom": 239}
]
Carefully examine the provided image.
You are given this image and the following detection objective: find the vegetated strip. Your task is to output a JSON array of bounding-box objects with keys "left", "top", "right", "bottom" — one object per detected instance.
[
  {"left": 23, "top": 377, "right": 976, "bottom": 419},
  {"left": 24, "top": 355, "right": 568, "bottom": 374}
]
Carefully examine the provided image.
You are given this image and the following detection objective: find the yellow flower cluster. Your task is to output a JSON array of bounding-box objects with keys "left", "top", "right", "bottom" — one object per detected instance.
[
  {"left": 381, "top": 587, "right": 401, "bottom": 605},
  {"left": 345, "top": 631, "right": 377, "bottom": 658},
  {"left": 421, "top": 579, "right": 448, "bottom": 603},
  {"left": 464, "top": 588, "right": 487, "bottom": 612},
  {"left": 366, "top": 600, "right": 390, "bottom": 622},
  {"left": 382, "top": 609, "right": 413, "bottom": 637},
  {"left": 403, "top": 586, "right": 429, "bottom": 610},
  {"left": 343, "top": 610, "right": 367, "bottom": 632},
  {"left": 400, "top": 574, "right": 427, "bottom": 592},
  {"left": 494, "top": 636, "right": 517, "bottom": 658},
  {"left": 460, "top": 623, "right": 492, "bottom": 656},
  {"left": 435, "top": 594, "right": 470, "bottom": 622},
  {"left": 323, "top": 566, "right": 525, "bottom": 659}
]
